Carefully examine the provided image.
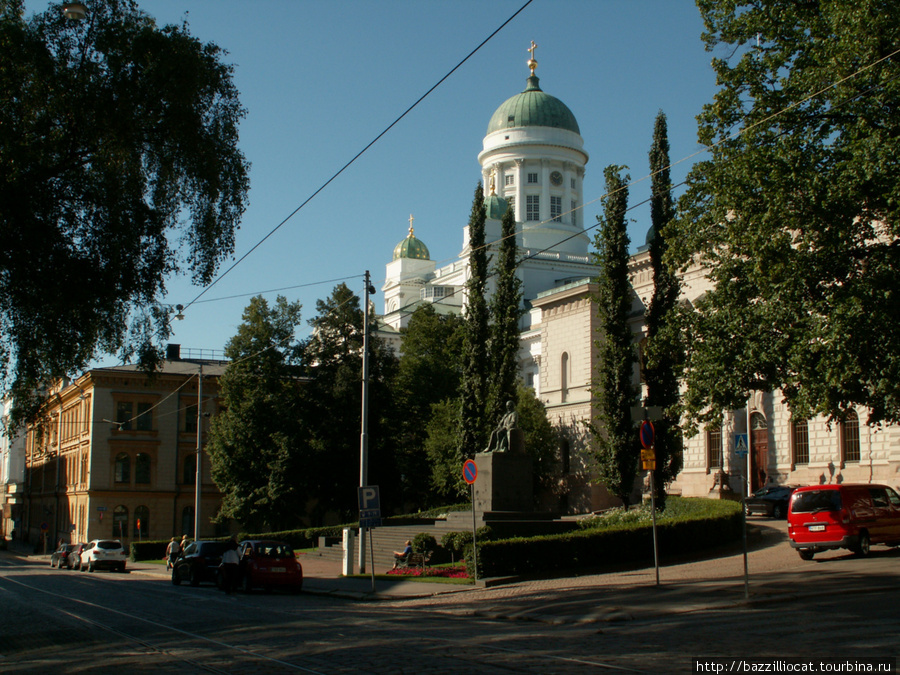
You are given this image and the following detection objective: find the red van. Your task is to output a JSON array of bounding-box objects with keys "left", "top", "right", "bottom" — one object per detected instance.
[{"left": 787, "top": 484, "right": 900, "bottom": 560}]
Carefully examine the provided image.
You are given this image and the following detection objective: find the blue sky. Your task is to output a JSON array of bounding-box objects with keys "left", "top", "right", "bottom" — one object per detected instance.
[{"left": 29, "top": 1, "right": 722, "bottom": 361}]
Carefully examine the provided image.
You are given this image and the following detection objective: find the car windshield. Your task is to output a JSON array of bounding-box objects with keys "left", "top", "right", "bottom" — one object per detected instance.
[
  {"left": 792, "top": 490, "right": 842, "bottom": 513},
  {"left": 260, "top": 544, "right": 294, "bottom": 558}
]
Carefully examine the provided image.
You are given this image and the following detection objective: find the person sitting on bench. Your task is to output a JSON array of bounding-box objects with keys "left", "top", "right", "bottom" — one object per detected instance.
[{"left": 392, "top": 540, "right": 413, "bottom": 569}]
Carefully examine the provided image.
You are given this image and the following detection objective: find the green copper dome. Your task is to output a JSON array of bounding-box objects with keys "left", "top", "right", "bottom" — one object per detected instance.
[
  {"left": 393, "top": 228, "right": 430, "bottom": 261},
  {"left": 485, "top": 193, "right": 510, "bottom": 220},
  {"left": 487, "top": 75, "right": 580, "bottom": 135}
]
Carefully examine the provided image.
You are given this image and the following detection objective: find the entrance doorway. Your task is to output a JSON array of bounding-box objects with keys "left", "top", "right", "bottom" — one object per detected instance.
[{"left": 750, "top": 412, "right": 769, "bottom": 491}]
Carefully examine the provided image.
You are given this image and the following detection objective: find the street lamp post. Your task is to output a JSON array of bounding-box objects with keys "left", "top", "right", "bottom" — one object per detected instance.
[
  {"left": 358, "top": 271, "right": 376, "bottom": 574},
  {"left": 194, "top": 365, "right": 203, "bottom": 539}
]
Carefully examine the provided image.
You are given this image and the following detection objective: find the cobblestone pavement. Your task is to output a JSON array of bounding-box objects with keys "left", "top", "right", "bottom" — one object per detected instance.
[{"left": 1, "top": 521, "right": 897, "bottom": 674}]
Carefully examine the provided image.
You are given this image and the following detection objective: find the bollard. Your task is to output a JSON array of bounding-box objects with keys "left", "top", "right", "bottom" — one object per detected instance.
[{"left": 342, "top": 527, "right": 355, "bottom": 577}]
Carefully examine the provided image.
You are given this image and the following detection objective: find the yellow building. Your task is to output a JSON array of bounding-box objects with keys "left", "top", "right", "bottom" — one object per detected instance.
[{"left": 23, "top": 348, "right": 226, "bottom": 549}]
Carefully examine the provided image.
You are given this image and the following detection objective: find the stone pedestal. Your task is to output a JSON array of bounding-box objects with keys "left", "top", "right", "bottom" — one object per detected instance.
[{"left": 473, "top": 451, "right": 533, "bottom": 514}]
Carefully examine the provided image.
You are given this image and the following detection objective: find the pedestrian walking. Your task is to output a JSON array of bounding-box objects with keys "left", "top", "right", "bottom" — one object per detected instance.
[{"left": 165, "top": 537, "right": 181, "bottom": 570}]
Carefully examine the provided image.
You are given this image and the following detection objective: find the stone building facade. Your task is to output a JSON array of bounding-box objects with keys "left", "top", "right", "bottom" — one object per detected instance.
[{"left": 22, "top": 352, "right": 226, "bottom": 549}]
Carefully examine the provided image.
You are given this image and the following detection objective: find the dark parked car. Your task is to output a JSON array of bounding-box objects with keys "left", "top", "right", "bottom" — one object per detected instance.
[
  {"left": 225, "top": 540, "right": 303, "bottom": 593},
  {"left": 745, "top": 485, "right": 799, "bottom": 519},
  {"left": 65, "top": 543, "right": 87, "bottom": 570},
  {"left": 50, "top": 544, "right": 76, "bottom": 569},
  {"left": 172, "top": 540, "right": 230, "bottom": 587}
]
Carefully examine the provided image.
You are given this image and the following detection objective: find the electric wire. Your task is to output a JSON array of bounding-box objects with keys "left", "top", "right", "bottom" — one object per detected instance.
[{"left": 178, "top": 0, "right": 535, "bottom": 314}]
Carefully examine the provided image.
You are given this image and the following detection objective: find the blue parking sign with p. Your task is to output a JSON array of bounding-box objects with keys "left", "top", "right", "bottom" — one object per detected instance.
[{"left": 358, "top": 485, "right": 380, "bottom": 511}]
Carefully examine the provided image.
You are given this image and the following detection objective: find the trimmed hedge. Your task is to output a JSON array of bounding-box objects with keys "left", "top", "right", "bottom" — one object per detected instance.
[{"left": 467, "top": 499, "right": 742, "bottom": 578}]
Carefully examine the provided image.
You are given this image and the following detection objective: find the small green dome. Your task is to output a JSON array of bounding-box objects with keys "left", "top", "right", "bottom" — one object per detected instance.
[
  {"left": 393, "top": 227, "right": 430, "bottom": 261},
  {"left": 485, "top": 193, "right": 510, "bottom": 220},
  {"left": 487, "top": 75, "right": 580, "bottom": 135},
  {"left": 645, "top": 223, "right": 658, "bottom": 246}
]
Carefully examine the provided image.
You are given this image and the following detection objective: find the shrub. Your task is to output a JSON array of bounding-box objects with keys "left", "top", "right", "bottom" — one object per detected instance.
[
  {"left": 476, "top": 498, "right": 741, "bottom": 577},
  {"left": 412, "top": 532, "right": 437, "bottom": 557}
]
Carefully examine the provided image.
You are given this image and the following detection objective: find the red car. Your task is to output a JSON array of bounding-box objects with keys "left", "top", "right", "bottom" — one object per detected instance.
[
  {"left": 788, "top": 484, "right": 900, "bottom": 560},
  {"left": 230, "top": 540, "right": 303, "bottom": 593}
]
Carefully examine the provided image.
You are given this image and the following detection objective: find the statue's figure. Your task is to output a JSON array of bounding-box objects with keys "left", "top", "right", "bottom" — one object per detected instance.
[{"left": 486, "top": 400, "right": 519, "bottom": 453}]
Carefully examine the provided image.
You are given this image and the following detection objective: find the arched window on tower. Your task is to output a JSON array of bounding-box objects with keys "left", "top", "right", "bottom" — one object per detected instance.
[{"left": 560, "top": 352, "right": 569, "bottom": 403}]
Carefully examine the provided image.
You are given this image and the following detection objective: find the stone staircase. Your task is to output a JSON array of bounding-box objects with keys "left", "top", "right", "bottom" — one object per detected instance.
[{"left": 312, "top": 513, "right": 577, "bottom": 573}]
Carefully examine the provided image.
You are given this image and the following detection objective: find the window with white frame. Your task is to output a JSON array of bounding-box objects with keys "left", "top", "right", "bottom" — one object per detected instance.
[
  {"left": 550, "top": 196, "right": 562, "bottom": 222},
  {"left": 527, "top": 172, "right": 538, "bottom": 184},
  {"left": 505, "top": 174, "right": 514, "bottom": 186},
  {"left": 526, "top": 195, "right": 540, "bottom": 221}
]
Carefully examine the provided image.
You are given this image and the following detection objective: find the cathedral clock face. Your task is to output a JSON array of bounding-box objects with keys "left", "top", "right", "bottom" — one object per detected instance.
[{"left": 550, "top": 171, "right": 563, "bottom": 186}]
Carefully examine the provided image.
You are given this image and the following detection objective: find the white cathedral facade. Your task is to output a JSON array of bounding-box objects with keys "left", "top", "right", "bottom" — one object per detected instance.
[{"left": 378, "top": 54, "right": 900, "bottom": 513}]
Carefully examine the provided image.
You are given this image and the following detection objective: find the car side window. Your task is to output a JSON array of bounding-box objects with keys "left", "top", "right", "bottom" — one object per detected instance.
[
  {"left": 869, "top": 488, "right": 889, "bottom": 508},
  {"left": 886, "top": 488, "right": 900, "bottom": 508},
  {"left": 183, "top": 543, "right": 196, "bottom": 555}
]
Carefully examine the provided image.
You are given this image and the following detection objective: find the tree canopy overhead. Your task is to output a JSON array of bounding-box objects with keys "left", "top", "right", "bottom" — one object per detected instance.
[
  {"left": 0, "top": 0, "right": 249, "bottom": 425},
  {"left": 670, "top": 0, "right": 900, "bottom": 427}
]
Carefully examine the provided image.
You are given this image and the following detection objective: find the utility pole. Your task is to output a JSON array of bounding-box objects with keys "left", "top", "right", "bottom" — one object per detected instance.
[
  {"left": 358, "top": 271, "right": 376, "bottom": 574},
  {"left": 194, "top": 364, "right": 203, "bottom": 539}
]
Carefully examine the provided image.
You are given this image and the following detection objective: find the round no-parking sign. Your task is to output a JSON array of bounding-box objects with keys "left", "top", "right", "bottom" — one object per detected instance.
[{"left": 463, "top": 459, "right": 478, "bottom": 484}]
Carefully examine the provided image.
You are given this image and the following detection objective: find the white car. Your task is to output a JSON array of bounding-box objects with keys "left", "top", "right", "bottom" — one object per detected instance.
[{"left": 79, "top": 539, "right": 128, "bottom": 573}]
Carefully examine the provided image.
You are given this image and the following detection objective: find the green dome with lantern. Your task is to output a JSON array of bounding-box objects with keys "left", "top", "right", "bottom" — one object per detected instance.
[{"left": 393, "top": 220, "right": 430, "bottom": 261}]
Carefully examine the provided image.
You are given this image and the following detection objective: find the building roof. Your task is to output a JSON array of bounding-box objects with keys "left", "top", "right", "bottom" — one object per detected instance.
[{"left": 486, "top": 75, "right": 580, "bottom": 135}]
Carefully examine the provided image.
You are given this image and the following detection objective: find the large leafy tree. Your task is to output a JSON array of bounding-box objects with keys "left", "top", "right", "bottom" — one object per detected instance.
[
  {"left": 206, "top": 296, "right": 306, "bottom": 532},
  {"left": 643, "top": 111, "right": 683, "bottom": 509},
  {"left": 302, "top": 283, "right": 399, "bottom": 519},
  {"left": 0, "top": 0, "right": 249, "bottom": 426},
  {"left": 590, "top": 166, "right": 639, "bottom": 506},
  {"left": 670, "top": 0, "right": 900, "bottom": 428},
  {"left": 457, "top": 183, "right": 490, "bottom": 456},
  {"left": 393, "top": 305, "right": 464, "bottom": 507},
  {"left": 487, "top": 205, "right": 524, "bottom": 422}
]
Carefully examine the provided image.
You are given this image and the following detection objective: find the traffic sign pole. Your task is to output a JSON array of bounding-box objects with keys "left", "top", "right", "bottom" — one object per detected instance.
[{"left": 463, "top": 459, "right": 478, "bottom": 581}]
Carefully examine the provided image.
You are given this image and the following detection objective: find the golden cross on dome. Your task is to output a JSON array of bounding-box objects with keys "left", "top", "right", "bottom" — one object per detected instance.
[
  {"left": 408, "top": 214, "right": 414, "bottom": 236},
  {"left": 527, "top": 40, "right": 538, "bottom": 75}
]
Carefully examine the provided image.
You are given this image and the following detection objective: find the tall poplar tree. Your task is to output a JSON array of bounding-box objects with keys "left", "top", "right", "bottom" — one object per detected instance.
[
  {"left": 643, "top": 111, "right": 683, "bottom": 509},
  {"left": 590, "top": 166, "right": 639, "bottom": 506},
  {"left": 458, "top": 183, "right": 490, "bottom": 457},
  {"left": 488, "top": 205, "right": 524, "bottom": 422}
]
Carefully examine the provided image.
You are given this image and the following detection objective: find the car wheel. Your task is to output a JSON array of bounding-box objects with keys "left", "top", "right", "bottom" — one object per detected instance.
[
  {"left": 172, "top": 568, "right": 181, "bottom": 586},
  {"left": 119, "top": 563, "right": 126, "bottom": 573},
  {"left": 798, "top": 549, "right": 814, "bottom": 561},
  {"left": 772, "top": 504, "right": 785, "bottom": 519},
  {"left": 243, "top": 572, "right": 253, "bottom": 593},
  {"left": 88, "top": 560, "right": 95, "bottom": 573},
  {"left": 854, "top": 531, "right": 871, "bottom": 557},
  {"left": 189, "top": 567, "right": 200, "bottom": 587}
]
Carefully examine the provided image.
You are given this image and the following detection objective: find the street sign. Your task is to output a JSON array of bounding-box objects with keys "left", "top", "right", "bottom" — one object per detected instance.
[
  {"left": 358, "top": 486, "right": 382, "bottom": 529},
  {"left": 358, "top": 486, "right": 380, "bottom": 511},
  {"left": 640, "top": 420, "right": 655, "bottom": 449},
  {"left": 735, "top": 434, "right": 749, "bottom": 457},
  {"left": 463, "top": 459, "right": 478, "bottom": 485}
]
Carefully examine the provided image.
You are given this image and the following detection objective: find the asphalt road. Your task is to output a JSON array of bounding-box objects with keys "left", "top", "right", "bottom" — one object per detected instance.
[{"left": 0, "top": 520, "right": 897, "bottom": 674}]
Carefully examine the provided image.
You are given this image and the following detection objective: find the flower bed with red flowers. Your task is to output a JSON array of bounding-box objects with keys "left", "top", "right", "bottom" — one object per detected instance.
[{"left": 386, "top": 563, "right": 468, "bottom": 579}]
